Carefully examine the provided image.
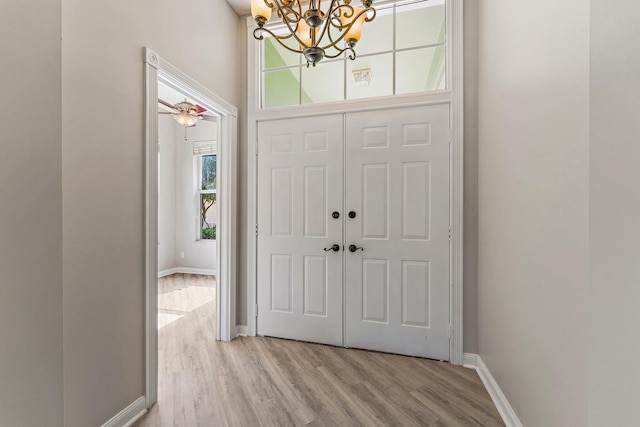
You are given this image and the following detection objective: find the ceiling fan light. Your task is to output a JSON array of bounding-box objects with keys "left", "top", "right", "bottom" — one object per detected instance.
[{"left": 173, "top": 112, "right": 198, "bottom": 127}]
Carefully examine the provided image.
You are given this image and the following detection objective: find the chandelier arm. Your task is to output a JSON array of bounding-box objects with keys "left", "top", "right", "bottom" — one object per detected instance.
[
  {"left": 320, "top": 28, "right": 347, "bottom": 50},
  {"left": 274, "top": 0, "right": 296, "bottom": 15},
  {"left": 253, "top": 26, "right": 296, "bottom": 42},
  {"left": 312, "top": 0, "right": 339, "bottom": 48},
  {"left": 272, "top": 0, "right": 301, "bottom": 23},
  {"left": 254, "top": 26, "right": 305, "bottom": 54},
  {"left": 295, "top": 0, "right": 302, "bottom": 21},
  {"left": 331, "top": 3, "right": 356, "bottom": 28},
  {"left": 320, "top": 1, "right": 351, "bottom": 51},
  {"left": 364, "top": 7, "right": 377, "bottom": 22},
  {"left": 320, "top": 7, "right": 375, "bottom": 50},
  {"left": 276, "top": 5, "right": 301, "bottom": 22},
  {"left": 271, "top": 0, "right": 310, "bottom": 48},
  {"left": 253, "top": 27, "right": 267, "bottom": 41},
  {"left": 327, "top": 12, "right": 346, "bottom": 47},
  {"left": 323, "top": 46, "right": 356, "bottom": 60}
]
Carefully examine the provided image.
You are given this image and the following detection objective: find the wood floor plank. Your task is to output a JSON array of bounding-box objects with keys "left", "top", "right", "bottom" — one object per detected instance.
[{"left": 134, "top": 274, "right": 504, "bottom": 427}]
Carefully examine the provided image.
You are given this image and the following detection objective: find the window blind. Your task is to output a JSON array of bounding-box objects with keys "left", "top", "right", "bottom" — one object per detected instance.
[{"left": 193, "top": 141, "right": 217, "bottom": 156}]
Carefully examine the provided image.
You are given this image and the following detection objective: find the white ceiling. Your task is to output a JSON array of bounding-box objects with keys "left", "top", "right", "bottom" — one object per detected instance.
[
  {"left": 158, "top": 83, "right": 196, "bottom": 111},
  {"left": 226, "top": 0, "right": 251, "bottom": 15}
]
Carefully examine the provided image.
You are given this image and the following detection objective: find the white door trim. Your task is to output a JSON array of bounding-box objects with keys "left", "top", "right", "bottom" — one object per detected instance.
[
  {"left": 245, "top": 0, "right": 464, "bottom": 365},
  {"left": 449, "top": 0, "right": 465, "bottom": 366},
  {"left": 143, "top": 47, "right": 238, "bottom": 406}
]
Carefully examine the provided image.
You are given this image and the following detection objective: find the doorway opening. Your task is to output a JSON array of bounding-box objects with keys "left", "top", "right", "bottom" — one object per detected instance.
[
  {"left": 144, "top": 48, "right": 238, "bottom": 407},
  {"left": 156, "top": 79, "right": 219, "bottom": 349}
]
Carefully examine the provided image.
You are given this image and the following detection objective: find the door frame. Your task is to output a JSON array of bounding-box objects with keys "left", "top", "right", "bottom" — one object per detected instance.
[
  {"left": 143, "top": 47, "right": 238, "bottom": 406},
  {"left": 245, "top": 0, "right": 464, "bottom": 364}
]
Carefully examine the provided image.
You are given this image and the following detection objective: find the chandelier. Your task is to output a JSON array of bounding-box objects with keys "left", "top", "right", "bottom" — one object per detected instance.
[{"left": 251, "top": 0, "right": 376, "bottom": 66}]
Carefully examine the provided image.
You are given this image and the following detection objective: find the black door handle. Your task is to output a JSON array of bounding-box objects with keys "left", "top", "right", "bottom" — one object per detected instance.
[
  {"left": 348, "top": 244, "right": 364, "bottom": 253},
  {"left": 324, "top": 244, "right": 340, "bottom": 252},
  {"left": 348, "top": 211, "right": 357, "bottom": 219}
]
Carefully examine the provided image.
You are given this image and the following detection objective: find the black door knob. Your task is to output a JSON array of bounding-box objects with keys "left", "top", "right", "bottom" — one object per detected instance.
[
  {"left": 324, "top": 244, "right": 340, "bottom": 252},
  {"left": 332, "top": 211, "right": 340, "bottom": 219},
  {"left": 348, "top": 211, "right": 356, "bottom": 219},
  {"left": 348, "top": 244, "right": 364, "bottom": 253}
]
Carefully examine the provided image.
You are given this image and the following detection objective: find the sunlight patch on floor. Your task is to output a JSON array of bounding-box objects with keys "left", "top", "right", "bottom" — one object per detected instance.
[
  {"left": 158, "top": 312, "right": 183, "bottom": 329},
  {"left": 158, "top": 285, "right": 216, "bottom": 313}
]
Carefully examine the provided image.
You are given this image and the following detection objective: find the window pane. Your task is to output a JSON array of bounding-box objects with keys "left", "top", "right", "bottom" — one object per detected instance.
[
  {"left": 302, "top": 60, "right": 344, "bottom": 104},
  {"left": 346, "top": 53, "right": 393, "bottom": 100},
  {"left": 263, "top": 68, "right": 300, "bottom": 108},
  {"left": 351, "top": 6, "right": 393, "bottom": 56},
  {"left": 263, "top": 33, "right": 300, "bottom": 69},
  {"left": 396, "top": 0, "right": 446, "bottom": 50},
  {"left": 200, "top": 193, "right": 216, "bottom": 240},
  {"left": 396, "top": 46, "right": 446, "bottom": 94},
  {"left": 259, "top": 0, "right": 448, "bottom": 108},
  {"left": 201, "top": 155, "right": 216, "bottom": 190}
]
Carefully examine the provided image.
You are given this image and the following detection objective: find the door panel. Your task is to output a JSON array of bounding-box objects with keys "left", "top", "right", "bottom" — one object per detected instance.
[
  {"left": 257, "top": 115, "right": 344, "bottom": 346},
  {"left": 304, "top": 166, "right": 327, "bottom": 237},
  {"left": 345, "top": 104, "right": 450, "bottom": 360},
  {"left": 362, "top": 164, "right": 388, "bottom": 239},
  {"left": 362, "top": 259, "right": 388, "bottom": 322},
  {"left": 270, "top": 168, "right": 293, "bottom": 236},
  {"left": 256, "top": 104, "right": 450, "bottom": 360},
  {"left": 402, "top": 162, "right": 430, "bottom": 240}
]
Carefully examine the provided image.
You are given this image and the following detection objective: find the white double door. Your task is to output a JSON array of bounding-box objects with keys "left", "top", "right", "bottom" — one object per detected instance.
[{"left": 257, "top": 104, "right": 450, "bottom": 360}]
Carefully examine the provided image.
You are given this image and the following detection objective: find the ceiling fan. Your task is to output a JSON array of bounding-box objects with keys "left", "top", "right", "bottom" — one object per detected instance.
[{"left": 158, "top": 98, "right": 216, "bottom": 127}]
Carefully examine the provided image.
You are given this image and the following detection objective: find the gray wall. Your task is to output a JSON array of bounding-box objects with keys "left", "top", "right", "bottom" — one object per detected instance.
[
  {"left": 477, "top": 0, "right": 590, "bottom": 425},
  {"left": 159, "top": 114, "right": 177, "bottom": 272},
  {"left": 0, "top": 1, "right": 63, "bottom": 426},
  {"left": 589, "top": 1, "right": 640, "bottom": 424},
  {"left": 463, "top": 0, "right": 479, "bottom": 354},
  {"left": 61, "top": 1, "right": 243, "bottom": 425}
]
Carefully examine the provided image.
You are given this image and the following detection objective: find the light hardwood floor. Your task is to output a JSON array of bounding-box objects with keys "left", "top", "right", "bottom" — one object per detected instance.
[{"left": 135, "top": 273, "right": 504, "bottom": 427}]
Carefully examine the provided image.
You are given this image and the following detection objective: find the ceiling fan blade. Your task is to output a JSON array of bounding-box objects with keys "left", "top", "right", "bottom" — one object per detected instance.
[
  {"left": 200, "top": 115, "right": 217, "bottom": 122},
  {"left": 192, "top": 104, "right": 207, "bottom": 114},
  {"left": 158, "top": 98, "right": 175, "bottom": 109},
  {"left": 158, "top": 112, "right": 173, "bottom": 115}
]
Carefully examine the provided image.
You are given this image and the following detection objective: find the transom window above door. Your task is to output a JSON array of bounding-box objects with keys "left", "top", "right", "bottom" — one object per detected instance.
[{"left": 260, "top": 0, "right": 446, "bottom": 109}]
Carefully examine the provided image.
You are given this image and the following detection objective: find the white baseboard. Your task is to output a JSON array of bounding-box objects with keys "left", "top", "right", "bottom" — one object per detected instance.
[
  {"left": 158, "top": 267, "right": 178, "bottom": 277},
  {"left": 463, "top": 353, "right": 523, "bottom": 427},
  {"left": 101, "top": 396, "right": 147, "bottom": 427},
  {"left": 177, "top": 267, "right": 216, "bottom": 275},
  {"left": 158, "top": 267, "right": 216, "bottom": 277},
  {"left": 236, "top": 325, "right": 248, "bottom": 337},
  {"left": 463, "top": 352, "right": 478, "bottom": 369}
]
